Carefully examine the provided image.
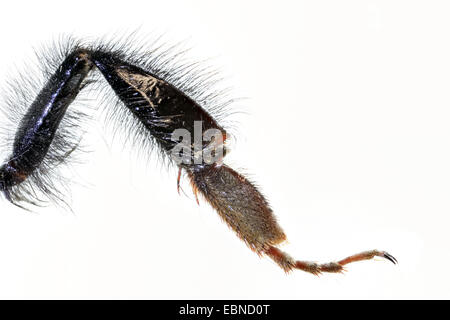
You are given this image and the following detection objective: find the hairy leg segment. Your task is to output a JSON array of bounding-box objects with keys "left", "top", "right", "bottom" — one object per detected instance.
[{"left": 0, "top": 42, "right": 397, "bottom": 275}]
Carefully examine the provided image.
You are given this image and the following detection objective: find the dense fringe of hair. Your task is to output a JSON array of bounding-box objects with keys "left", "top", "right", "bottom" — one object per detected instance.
[
  {"left": 0, "top": 37, "right": 95, "bottom": 209},
  {"left": 0, "top": 33, "right": 238, "bottom": 208},
  {"left": 91, "top": 32, "right": 237, "bottom": 169}
]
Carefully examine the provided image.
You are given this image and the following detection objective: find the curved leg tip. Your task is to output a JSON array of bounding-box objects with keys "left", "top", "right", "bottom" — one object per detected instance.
[{"left": 381, "top": 251, "right": 398, "bottom": 264}]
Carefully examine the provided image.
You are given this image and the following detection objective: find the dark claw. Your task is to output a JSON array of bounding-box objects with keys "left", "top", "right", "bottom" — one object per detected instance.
[{"left": 382, "top": 252, "right": 398, "bottom": 264}]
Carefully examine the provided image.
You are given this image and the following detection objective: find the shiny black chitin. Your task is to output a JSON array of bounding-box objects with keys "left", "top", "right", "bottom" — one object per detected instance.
[
  {"left": 0, "top": 49, "right": 93, "bottom": 203},
  {"left": 0, "top": 39, "right": 396, "bottom": 274},
  {"left": 91, "top": 50, "right": 227, "bottom": 165}
]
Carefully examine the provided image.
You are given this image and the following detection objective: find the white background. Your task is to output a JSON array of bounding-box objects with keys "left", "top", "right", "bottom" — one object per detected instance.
[{"left": 0, "top": 0, "right": 448, "bottom": 299}]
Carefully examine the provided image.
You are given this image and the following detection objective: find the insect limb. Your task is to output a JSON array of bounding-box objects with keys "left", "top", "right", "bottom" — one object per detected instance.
[
  {"left": 187, "top": 163, "right": 286, "bottom": 252},
  {"left": 0, "top": 37, "right": 397, "bottom": 275},
  {"left": 187, "top": 163, "right": 396, "bottom": 274},
  {"left": 265, "top": 246, "right": 397, "bottom": 275},
  {"left": 338, "top": 249, "right": 397, "bottom": 265},
  {"left": 90, "top": 50, "right": 226, "bottom": 162},
  {"left": 0, "top": 48, "right": 94, "bottom": 205}
]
